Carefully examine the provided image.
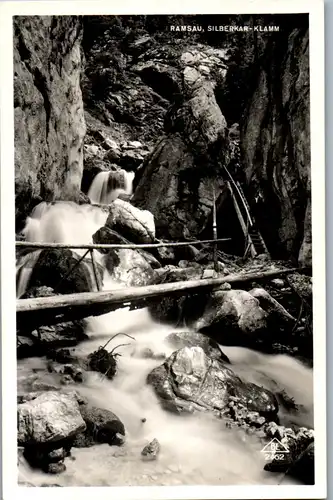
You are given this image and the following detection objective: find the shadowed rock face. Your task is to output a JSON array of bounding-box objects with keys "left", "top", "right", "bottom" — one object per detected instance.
[
  {"left": 241, "top": 28, "right": 311, "bottom": 266},
  {"left": 14, "top": 16, "right": 86, "bottom": 230},
  {"left": 132, "top": 54, "right": 229, "bottom": 240}
]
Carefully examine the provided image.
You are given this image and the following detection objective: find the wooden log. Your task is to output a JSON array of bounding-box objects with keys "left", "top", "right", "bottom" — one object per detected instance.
[
  {"left": 16, "top": 238, "right": 231, "bottom": 251},
  {"left": 16, "top": 267, "right": 305, "bottom": 328}
]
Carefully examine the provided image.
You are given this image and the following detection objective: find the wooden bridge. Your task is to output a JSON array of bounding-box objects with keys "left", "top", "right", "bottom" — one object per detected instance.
[
  {"left": 16, "top": 267, "right": 304, "bottom": 329},
  {"left": 16, "top": 172, "right": 293, "bottom": 331}
]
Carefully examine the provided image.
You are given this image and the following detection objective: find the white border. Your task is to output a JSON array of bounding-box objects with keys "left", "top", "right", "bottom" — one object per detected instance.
[{"left": 0, "top": 1, "right": 326, "bottom": 499}]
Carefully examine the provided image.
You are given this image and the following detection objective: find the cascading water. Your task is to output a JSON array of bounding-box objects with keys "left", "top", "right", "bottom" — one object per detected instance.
[
  {"left": 17, "top": 202, "right": 313, "bottom": 486},
  {"left": 16, "top": 201, "right": 109, "bottom": 297},
  {"left": 88, "top": 170, "right": 135, "bottom": 205}
]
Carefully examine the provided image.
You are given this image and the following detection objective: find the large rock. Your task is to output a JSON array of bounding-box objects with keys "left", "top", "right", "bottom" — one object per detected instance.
[
  {"left": 147, "top": 347, "right": 278, "bottom": 416},
  {"left": 149, "top": 265, "right": 218, "bottom": 325},
  {"left": 17, "top": 391, "right": 86, "bottom": 446},
  {"left": 72, "top": 405, "right": 125, "bottom": 447},
  {"left": 195, "top": 289, "right": 268, "bottom": 346},
  {"left": 241, "top": 28, "right": 311, "bottom": 265},
  {"left": 14, "top": 17, "right": 86, "bottom": 230},
  {"left": 132, "top": 63, "right": 228, "bottom": 240},
  {"left": 105, "top": 248, "right": 157, "bottom": 287},
  {"left": 249, "top": 288, "right": 296, "bottom": 325},
  {"left": 93, "top": 226, "right": 161, "bottom": 269},
  {"left": 166, "top": 331, "right": 230, "bottom": 363},
  {"left": 27, "top": 248, "right": 96, "bottom": 294},
  {"left": 105, "top": 199, "right": 155, "bottom": 244},
  {"left": 17, "top": 286, "right": 87, "bottom": 356}
]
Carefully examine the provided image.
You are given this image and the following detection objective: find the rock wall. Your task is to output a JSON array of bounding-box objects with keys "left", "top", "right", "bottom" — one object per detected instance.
[
  {"left": 14, "top": 16, "right": 86, "bottom": 229},
  {"left": 241, "top": 28, "right": 311, "bottom": 266},
  {"left": 132, "top": 47, "right": 230, "bottom": 240}
]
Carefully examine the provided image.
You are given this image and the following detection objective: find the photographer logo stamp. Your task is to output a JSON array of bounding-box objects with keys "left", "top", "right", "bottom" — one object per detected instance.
[{"left": 261, "top": 438, "right": 290, "bottom": 461}]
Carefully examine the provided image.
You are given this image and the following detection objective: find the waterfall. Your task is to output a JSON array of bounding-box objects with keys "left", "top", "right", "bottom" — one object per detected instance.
[
  {"left": 88, "top": 170, "right": 135, "bottom": 205},
  {"left": 16, "top": 201, "right": 109, "bottom": 297},
  {"left": 16, "top": 250, "right": 42, "bottom": 298}
]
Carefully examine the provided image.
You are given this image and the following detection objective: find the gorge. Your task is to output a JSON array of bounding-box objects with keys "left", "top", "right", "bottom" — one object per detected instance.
[{"left": 14, "top": 14, "right": 314, "bottom": 488}]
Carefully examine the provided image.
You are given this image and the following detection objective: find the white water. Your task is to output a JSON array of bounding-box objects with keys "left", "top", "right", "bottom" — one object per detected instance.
[
  {"left": 17, "top": 202, "right": 313, "bottom": 486},
  {"left": 16, "top": 202, "right": 109, "bottom": 296},
  {"left": 88, "top": 170, "right": 135, "bottom": 205}
]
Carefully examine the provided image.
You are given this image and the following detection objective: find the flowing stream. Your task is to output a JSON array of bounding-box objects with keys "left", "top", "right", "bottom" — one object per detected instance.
[{"left": 17, "top": 202, "right": 313, "bottom": 487}]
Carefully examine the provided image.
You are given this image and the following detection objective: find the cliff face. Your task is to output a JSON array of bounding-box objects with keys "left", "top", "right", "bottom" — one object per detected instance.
[
  {"left": 241, "top": 28, "right": 310, "bottom": 265},
  {"left": 132, "top": 47, "right": 230, "bottom": 240},
  {"left": 13, "top": 16, "right": 311, "bottom": 266},
  {"left": 14, "top": 16, "right": 86, "bottom": 229}
]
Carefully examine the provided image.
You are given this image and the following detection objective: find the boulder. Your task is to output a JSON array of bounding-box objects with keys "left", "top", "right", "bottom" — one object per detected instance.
[
  {"left": 286, "top": 273, "right": 312, "bottom": 303},
  {"left": 165, "top": 331, "right": 230, "bottom": 363},
  {"left": 195, "top": 289, "right": 268, "bottom": 347},
  {"left": 147, "top": 347, "right": 278, "bottom": 416},
  {"left": 27, "top": 248, "right": 95, "bottom": 294},
  {"left": 249, "top": 288, "right": 296, "bottom": 325},
  {"left": 132, "top": 60, "right": 228, "bottom": 241},
  {"left": 17, "top": 287, "right": 87, "bottom": 355},
  {"left": 105, "top": 199, "right": 155, "bottom": 244},
  {"left": 105, "top": 248, "right": 156, "bottom": 287},
  {"left": 93, "top": 226, "right": 161, "bottom": 269},
  {"left": 72, "top": 406, "right": 125, "bottom": 447},
  {"left": 149, "top": 265, "right": 217, "bottom": 325},
  {"left": 17, "top": 391, "right": 86, "bottom": 446},
  {"left": 93, "top": 226, "right": 129, "bottom": 252}
]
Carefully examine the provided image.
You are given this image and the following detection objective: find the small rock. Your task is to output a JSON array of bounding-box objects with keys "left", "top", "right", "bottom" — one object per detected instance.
[
  {"left": 47, "top": 448, "right": 66, "bottom": 463},
  {"left": 103, "top": 137, "right": 119, "bottom": 150},
  {"left": 271, "top": 278, "right": 285, "bottom": 288},
  {"left": 219, "top": 282, "right": 231, "bottom": 290},
  {"left": 63, "top": 364, "right": 83, "bottom": 383},
  {"left": 47, "top": 462, "right": 66, "bottom": 474},
  {"left": 127, "top": 140, "right": 143, "bottom": 149},
  {"left": 60, "top": 375, "right": 73, "bottom": 385},
  {"left": 198, "top": 64, "right": 210, "bottom": 74},
  {"left": 141, "top": 438, "right": 160, "bottom": 461},
  {"left": 73, "top": 406, "right": 125, "bottom": 448}
]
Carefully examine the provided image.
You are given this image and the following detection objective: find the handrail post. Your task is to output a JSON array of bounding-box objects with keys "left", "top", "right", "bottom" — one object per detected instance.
[
  {"left": 212, "top": 188, "right": 218, "bottom": 273},
  {"left": 90, "top": 249, "right": 101, "bottom": 292}
]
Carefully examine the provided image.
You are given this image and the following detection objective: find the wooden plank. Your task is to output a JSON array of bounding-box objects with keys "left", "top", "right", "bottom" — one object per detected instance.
[
  {"left": 16, "top": 268, "right": 304, "bottom": 329},
  {"left": 16, "top": 238, "right": 231, "bottom": 251},
  {"left": 223, "top": 166, "right": 253, "bottom": 225}
]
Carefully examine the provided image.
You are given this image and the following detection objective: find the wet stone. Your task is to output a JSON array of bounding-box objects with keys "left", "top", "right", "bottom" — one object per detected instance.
[
  {"left": 47, "top": 448, "right": 66, "bottom": 463},
  {"left": 46, "top": 462, "right": 66, "bottom": 474},
  {"left": 141, "top": 438, "right": 160, "bottom": 461}
]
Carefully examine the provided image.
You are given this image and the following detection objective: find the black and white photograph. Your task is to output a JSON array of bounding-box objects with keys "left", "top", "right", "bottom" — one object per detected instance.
[{"left": 0, "top": 1, "right": 326, "bottom": 498}]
